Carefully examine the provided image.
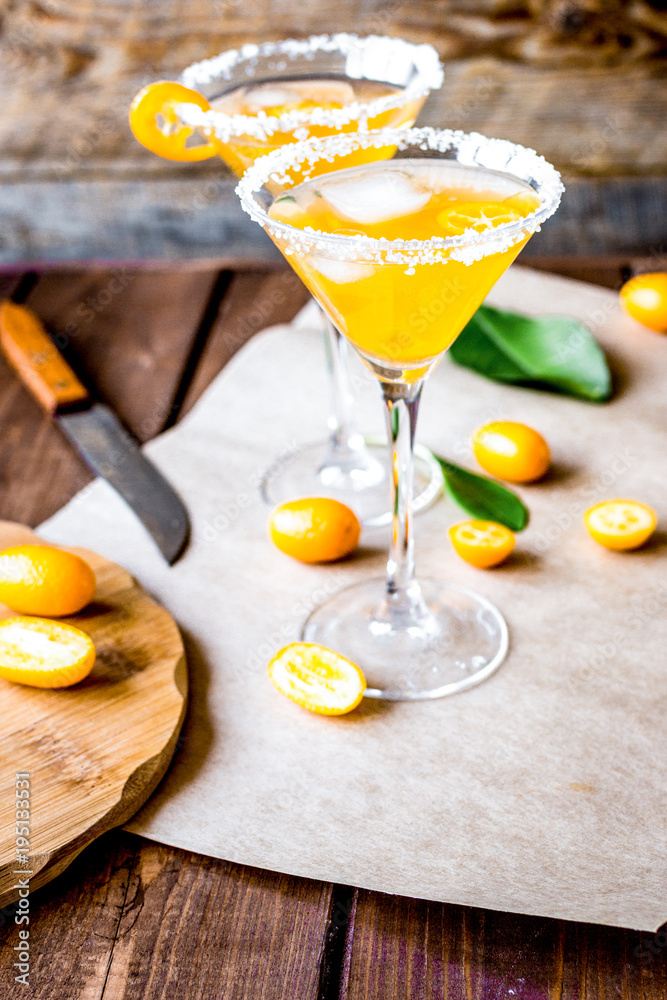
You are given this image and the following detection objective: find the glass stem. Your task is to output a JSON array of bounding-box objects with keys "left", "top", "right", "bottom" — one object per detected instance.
[
  {"left": 321, "top": 311, "right": 365, "bottom": 458},
  {"left": 381, "top": 378, "right": 426, "bottom": 615}
]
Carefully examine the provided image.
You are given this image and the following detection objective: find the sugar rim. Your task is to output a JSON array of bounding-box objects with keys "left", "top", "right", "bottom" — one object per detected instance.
[
  {"left": 236, "top": 127, "right": 564, "bottom": 266},
  {"left": 176, "top": 34, "right": 443, "bottom": 143}
]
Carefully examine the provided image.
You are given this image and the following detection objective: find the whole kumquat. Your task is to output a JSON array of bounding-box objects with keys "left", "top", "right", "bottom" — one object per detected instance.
[
  {"left": 268, "top": 498, "right": 360, "bottom": 563},
  {"left": 472, "top": 421, "right": 550, "bottom": 484},
  {"left": 129, "top": 81, "right": 217, "bottom": 161},
  {"left": 619, "top": 272, "right": 667, "bottom": 333},
  {"left": 0, "top": 545, "right": 96, "bottom": 616}
]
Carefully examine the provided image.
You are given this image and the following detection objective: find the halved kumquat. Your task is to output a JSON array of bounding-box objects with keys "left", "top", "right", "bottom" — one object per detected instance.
[
  {"left": 437, "top": 192, "right": 538, "bottom": 237},
  {"left": 449, "top": 519, "right": 515, "bottom": 568},
  {"left": 0, "top": 616, "right": 96, "bottom": 689},
  {"left": 267, "top": 642, "right": 366, "bottom": 715},
  {"left": 584, "top": 500, "right": 657, "bottom": 551},
  {"left": 129, "top": 81, "right": 217, "bottom": 161}
]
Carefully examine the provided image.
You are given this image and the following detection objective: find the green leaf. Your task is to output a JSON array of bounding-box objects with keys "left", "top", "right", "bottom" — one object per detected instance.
[
  {"left": 436, "top": 456, "right": 529, "bottom": 532},
  {"left": 449, "top": 305, "right": 612, "bottom": 402}
]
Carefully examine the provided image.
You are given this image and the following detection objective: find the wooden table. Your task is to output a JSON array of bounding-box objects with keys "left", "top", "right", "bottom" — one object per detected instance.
[
  {"left": 3, "top": 0, "right": 666, "bottom": 268},
  {"left": 0, "top": 260, "right": 665, "bottom": 999}
]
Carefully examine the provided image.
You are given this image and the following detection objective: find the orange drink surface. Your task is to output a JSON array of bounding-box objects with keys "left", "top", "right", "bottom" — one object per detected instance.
[
  {"left": 267, "top": 159, "right": 540, "bottom": 374},
  {"left": 209, "top": 76, "right": 425, "bottom": 178}
]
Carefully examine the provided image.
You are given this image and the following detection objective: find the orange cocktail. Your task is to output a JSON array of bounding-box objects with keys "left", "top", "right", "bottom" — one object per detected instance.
[
  {"left": 268, "top": 159, "right": 540, "bottom": 374},
  {"left": 130, "top": 36, "right": 443, "bottom": 179},
  {"left": 203, "top": 75, "right": 425, "bottom": 178},
  {"left": 130, "top": 36, "right": 445, "bottom": 527},
  {"left": 238, "top": 127, "right": 562, "bottom": 700}
]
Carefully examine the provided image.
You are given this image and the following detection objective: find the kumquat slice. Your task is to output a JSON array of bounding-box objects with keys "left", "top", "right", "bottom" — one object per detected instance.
[
  {"left": 129, "top": 81, "right": 217, "bottom": 161},
  {"left": 584, "top": 500, "right": 657, "bottom": 551},
  {"left": 267, "top": 642, "right": 366, "bottom": 715},
  {"left": 449, "top": 519, "right": 516, "bottom": 568},
  {"left": 0, "top": 616, "right": 96, "bottom": 689}
]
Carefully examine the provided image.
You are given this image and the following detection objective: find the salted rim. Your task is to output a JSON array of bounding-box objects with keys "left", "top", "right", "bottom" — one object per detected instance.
[
  {"left": 176, "top": 34, "right": 443, "bottom": 143},
  {"left": 236, "top": 127, "right": 564, "bottom": 266}
]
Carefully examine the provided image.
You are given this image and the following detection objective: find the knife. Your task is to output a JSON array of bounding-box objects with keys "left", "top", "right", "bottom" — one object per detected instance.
[{"left": 0, "top": 299, "right": 190, "bottom": 565}]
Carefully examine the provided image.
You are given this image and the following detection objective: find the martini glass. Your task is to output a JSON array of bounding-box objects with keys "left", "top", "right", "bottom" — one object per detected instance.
[
  {"left": 238, "top": 126, "right": 563, "bottom": 700},
  {"left": 168, "top": 35, "right": 444, "bottom": 526}
]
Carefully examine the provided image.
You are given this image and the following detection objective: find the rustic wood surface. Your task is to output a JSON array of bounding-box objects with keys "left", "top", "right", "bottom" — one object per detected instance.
[
  {"left": 0, "top": 262, "right": 665, "bottom": 998},
  {"left": 0, "top": 520, "right": 187, "bottom": 909},
  {"left": 4, "top": 62, "right": 667, "bottom": 181},
  {"left": 345, "top": 890, "right": 667, "bottom": 999},
  {"left": 25, "top": 269, "right": 220, "bottom": 440},
  {"left": 1, "top": 0, "right": 665, "bottom": 265},
  {"left": 2, "top": 3, "right": 665, "bottom": 180},
  {"left": 3, "top": 176, "right": 666, "bottom": 268}
]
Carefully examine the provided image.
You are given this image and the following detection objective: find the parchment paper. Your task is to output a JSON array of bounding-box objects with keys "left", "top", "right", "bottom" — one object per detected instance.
[{"left": 41, "top": 266, "right": 667, "bottom": 930}]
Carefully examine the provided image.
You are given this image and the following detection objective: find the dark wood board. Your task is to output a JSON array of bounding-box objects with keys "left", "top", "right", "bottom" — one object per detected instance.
[
  {"left": 523, "top": 256, "right": 662, "bottom": 291},
  {"left": 2, "top": 1, "right": 665, "bottom": 266},
  {"left": 0, "top": 832, "right": 139, "bottom": 999},
  {"left": 101, "top": 838, "right": 333, "bottom": 999},
  {"left": 0, "top": 349, "right": 92, "bottom": 527},
  {"left": 25, "top": 269, "right": 220, "bottom": 440},
  {"left": 3, "top": 42, "right": 666, "bottom": 181},
  {"left": 180, "top": 268, "right": 310, "bottom": 417},
  {"left": 0, "top": 832, "right": 335, "bottom": 1000},
  {"left": 0, "top": 268, "right": 225, "bottom": 526},
  {"left": 344, "top": 890, "right": 667, "bottom": 1000},
  {"left": 2, "top": 177, "right": 666, "bottom": 268},
  {"left": 0, "top": 178, "right": 283, "bottom": 269}
]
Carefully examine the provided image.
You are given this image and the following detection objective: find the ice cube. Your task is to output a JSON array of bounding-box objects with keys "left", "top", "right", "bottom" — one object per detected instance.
[
  {"left": 242, "top": 80, "right": 356, "bottom": 113},
  {"left": 319, "top": 169, "right": 430, "bottom": 225},
  {"left": 276, "top": 79, "right": 356, "bottom": 106},
  {"left": 269, "top": 194, "right": 303, "bottom": 223},
  {"left": 408, "top": 161, "right": 527, "bottom": 199},
  {"left": 209, "top": 91, "right": 244, "bottom": 114},
  {"left": 211, "top": 80, "right": 357, "bottom": 117},
  {"left": 245, "top": 85, "right": 303, "bottom": 110},
  {"left": 308, "top": 256, "right": 375, "bottom": 284}
]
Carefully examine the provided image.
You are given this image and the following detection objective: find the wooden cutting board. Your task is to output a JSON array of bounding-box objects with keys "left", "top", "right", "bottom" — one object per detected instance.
[{"left": 0, "top": 521, "right": 187, "bottom": 906}]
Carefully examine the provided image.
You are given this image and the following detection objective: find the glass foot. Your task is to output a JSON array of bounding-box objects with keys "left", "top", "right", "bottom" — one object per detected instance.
[
  {"left": 260, "top": 437, "right": 443, "bottom": 528},
  {"left": 301, "top": 577, "right": 509, "bottom": 700}
]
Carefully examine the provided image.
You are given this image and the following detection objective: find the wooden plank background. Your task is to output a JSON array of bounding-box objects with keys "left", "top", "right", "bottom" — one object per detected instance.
[
  {"left": 2, "top": 176, "right": 666, "bottom": 268},
  {"left": 1, "top": 0, "right": 665, "bottom": 266},
  {"left": 2, "top": 0, "right": 666, "bottom": 181}
]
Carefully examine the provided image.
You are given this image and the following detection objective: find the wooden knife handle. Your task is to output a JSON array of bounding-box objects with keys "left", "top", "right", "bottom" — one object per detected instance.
[{"left": 0, "top": 300, "right": 90, "bottom": 415}]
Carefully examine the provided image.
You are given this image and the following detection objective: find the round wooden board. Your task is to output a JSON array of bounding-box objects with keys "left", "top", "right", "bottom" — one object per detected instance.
[{"left": 0, "top": 521, "right": 187, "bottom": 906}]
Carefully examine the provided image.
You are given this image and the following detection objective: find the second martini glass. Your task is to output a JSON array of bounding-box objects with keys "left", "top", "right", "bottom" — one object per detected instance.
[
  {"left": 130, "top": 35, "right": 444, "bottom": 526},
  {"left": 238, "top": 126, "right": 563, "bottom": 700}
]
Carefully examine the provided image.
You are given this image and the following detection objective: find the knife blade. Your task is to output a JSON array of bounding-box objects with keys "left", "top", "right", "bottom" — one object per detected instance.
[{"left": 0, "top": 299, "right": 190, "bottom": 565}]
